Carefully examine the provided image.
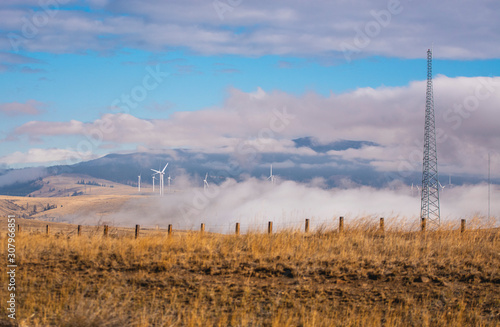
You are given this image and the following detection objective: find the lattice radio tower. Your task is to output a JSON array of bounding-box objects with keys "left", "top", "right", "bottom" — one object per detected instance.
[{"left": 420, "top": 48, "right": 440, "bottom": 225}]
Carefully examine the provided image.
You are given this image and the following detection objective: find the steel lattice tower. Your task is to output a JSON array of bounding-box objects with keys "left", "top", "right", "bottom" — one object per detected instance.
[{"left": 420, "top": 49, "right": 440, "bottom": 225}]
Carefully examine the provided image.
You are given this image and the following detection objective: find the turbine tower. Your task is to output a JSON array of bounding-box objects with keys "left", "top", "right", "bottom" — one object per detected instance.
[
  {"left": 420, "top": 48, "right": 440, "bottom": 226},
  {"left": 203, "top": 173, "right": 209, "bottom": 190},
  {"left": 151, "top": 163, "right": 168, "bottom": 196},
  {"left": 138, "top": 174, "right": 141, "bottom": 192},
  {"left": 268, "top": 165, "right": 275, "bottom": 185}
]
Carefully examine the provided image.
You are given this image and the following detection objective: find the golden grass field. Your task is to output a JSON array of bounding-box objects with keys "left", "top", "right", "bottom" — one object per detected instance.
[{"left": 1, "top": 217, "right": 499, "bottom": 326}]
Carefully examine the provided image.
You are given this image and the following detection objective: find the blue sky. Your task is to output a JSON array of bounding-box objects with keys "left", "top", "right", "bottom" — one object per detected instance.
[
  {"left": 0, "top": 0, "right": 499, "bottom": 177},
  {"left": 3, "top": 50, "right": 499, "bottom": 117}
]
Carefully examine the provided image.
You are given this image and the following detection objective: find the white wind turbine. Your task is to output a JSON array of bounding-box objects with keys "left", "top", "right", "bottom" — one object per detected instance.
[
  {"left": 137, "top": 174, "right": 141, "bottom": 192},
  {"left": 267, "top": 165, "right": 275, "bottom": 185},
  {"left": 167, "top": 175, "right": 172, "bottom": 193},
  {"left": 411, "top": 183, "right": 421, "bottom": 196},
  {"left": 152, "top": 175, "right": 156, "bottom": 192},
  {"left": 203, "top": 173, "right": 209, "bottom": 190},
  {"left": 151, "top": 163, "right": 168, "bottom": 196}
]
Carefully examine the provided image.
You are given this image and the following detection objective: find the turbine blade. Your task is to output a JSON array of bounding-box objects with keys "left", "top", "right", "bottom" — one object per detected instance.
[{"left": 162, "top": 163, "right": 169, "bottom": 173}]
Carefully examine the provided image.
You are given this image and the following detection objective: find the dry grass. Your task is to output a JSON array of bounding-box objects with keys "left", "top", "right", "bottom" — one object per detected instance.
[{"left": 1, "top": 220, "right": 500, "bottom": 326}]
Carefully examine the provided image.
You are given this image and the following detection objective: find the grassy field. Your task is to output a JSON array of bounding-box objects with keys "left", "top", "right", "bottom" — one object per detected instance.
[
  {"left": 0, "top": 174, "right": 152, "bottom": 223},
  {"left": 1, "top": 219, "right": 500, "bottom": 326}
]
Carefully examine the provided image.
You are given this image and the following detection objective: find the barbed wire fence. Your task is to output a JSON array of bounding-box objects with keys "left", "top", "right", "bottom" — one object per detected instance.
[{"left": 13, "top": 215, "right": 485, "bottom": 238}]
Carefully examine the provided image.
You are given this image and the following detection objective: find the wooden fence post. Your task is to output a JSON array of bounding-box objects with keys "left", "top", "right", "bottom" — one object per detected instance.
[
  {"left": 305, "top": 219, "right": 310, "bottom": 233},
  {"left": 235, "top": 223, "right": 240, "bottom": 235},
  {"left": 461, "top": 219, "right": 466, "bottom": 234},
  {"left": 421, "top": 218, "right": 426, "bottom": 232},
  {"left": 77, "top": 225, "right": 81, "bottom": 236},
  {"left": 104, "top": 225, "right": 109, "bottom": 237},
  {"left": 168, "top": 224, "right": 172, "bottom": 237},
  {"left": 17, "top": 224, "right": 21, "bottom": 233},
  {"left": 268, "top": 221, "right": 273, "bottom": 235},
  {"left": 339, "top": 216, "right": 344, "bottom": 233},
  {"left": 46, "top": 225, "right": 50, "bottom": 235},
  {"left": 379, "top": 218, "right": 384, "bottom": 233},
  {"left": 201, "top": 223, "right": 205, "bottom": 234},
  {"left": 135, "top": 224, "right": 140, "bottom": 239}
]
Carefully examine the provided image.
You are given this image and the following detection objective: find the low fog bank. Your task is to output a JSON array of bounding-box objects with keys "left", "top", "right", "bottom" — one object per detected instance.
[
  {"left": 72, "top": 177, "right": 499, "bottom": 233},
  {"left": 0, "top": 167, "right": 48, "bottom": 187}
]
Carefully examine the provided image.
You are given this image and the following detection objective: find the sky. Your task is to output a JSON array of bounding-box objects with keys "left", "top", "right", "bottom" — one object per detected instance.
[{"left": 0, "top": 0, "right": 499, "bottom": 182}]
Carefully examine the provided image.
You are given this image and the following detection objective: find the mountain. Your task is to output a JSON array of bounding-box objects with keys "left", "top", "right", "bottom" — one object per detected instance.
[
  {"left": 0, "top": 138, "right": 493, "bottom": 196},
  {"left": 292, "top": 137, "right": 378, "bottom": 153}
]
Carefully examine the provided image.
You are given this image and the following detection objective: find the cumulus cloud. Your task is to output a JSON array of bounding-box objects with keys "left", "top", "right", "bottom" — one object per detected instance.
[
  {"left": 0, "top": 1, "right": 499, "bottom": 59},
  {"left": 11, "top": 76, "right": 500, "bottom": 177}
]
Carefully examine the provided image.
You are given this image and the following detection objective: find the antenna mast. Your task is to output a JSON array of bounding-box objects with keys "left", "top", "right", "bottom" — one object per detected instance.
[
  {"left": 488, "top": 152, "right": 491, "bottom": 219},
  {"left": 420, "top": 48, "right": 440, "bottom": 225}
]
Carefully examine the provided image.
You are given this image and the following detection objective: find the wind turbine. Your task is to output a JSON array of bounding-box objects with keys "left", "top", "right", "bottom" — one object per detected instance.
[
  {"left": 151, "top": 163, "right": 168, "bottom": 196},
  {"left": 411, "top": 184, "right": 421, "bottom": 196},
  {"left": 439, "top": 182, "right": 446, "bottom": 191},
  {"left": 267, "top": 165, "right": 275, "bottom": 185},
  {"left": 167, "top": 175, "right": 172, "bottom": 193},
  {"left": 152, "top": 175, "right": 156, "bottom": 192},
  {"left": 137, "top": 174, "right": 141, "bottom": 192},
  {"left": 203, "top": 173, "right": 209, "bottom": 190}
]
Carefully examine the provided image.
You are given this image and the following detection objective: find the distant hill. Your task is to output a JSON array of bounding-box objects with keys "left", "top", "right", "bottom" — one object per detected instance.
[
  {"left": 0, "top": 137, "right": 494, "bottom": 196},
  {"left": 0, "top": 177, "right": 44, "bottom": 196},
  {"left": 292, "top": 137, "right": 378, "bottom": 153}
]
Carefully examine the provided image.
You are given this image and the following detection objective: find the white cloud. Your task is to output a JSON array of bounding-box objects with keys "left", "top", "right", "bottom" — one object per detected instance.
[
  {"left": 0, "top": 99, "right": 45, "bottom": 116},
  {"left": 9, "top": 76, "right": 500, "bottom": 176},
  {"left": 0, "top": 166, "right": 48, "bottom": 187},
  {"left": 0, "top": 148, "right": 86, "bottom": 167},
  {"left": 0, "top": 1, "right": 499, "bottom": 59}
]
